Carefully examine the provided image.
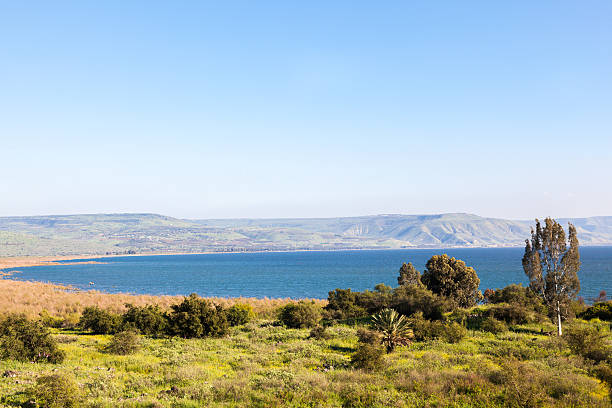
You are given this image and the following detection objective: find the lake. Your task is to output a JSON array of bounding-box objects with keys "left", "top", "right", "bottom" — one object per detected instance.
[{"left": 4, "top": 247, "right": 612, "bottom": 300}]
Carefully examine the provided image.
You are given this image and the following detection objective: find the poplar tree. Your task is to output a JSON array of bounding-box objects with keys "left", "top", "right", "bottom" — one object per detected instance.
[{"left": 522, "top": 218, "right": 580, "bottom": 336}]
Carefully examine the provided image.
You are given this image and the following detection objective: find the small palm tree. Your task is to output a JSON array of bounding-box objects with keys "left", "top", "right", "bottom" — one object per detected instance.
[{"left": 371, "top": 308, "right": 413, "bottom": 353}]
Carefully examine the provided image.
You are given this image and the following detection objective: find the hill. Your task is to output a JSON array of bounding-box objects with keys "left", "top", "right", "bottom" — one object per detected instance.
[{"left": 0, "top": 213, "right": 611, "bottom": 256}]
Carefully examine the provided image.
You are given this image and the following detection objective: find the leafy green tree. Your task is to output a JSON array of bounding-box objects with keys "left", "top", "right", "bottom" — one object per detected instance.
[
  {"left": 397, "top": 262, "right": 422, "bottom": 286},
  {"left": 370, "top": 308, "right": 413, "bottom": 352},
  {"left": 168, "top": 294, "right": 228, "bottom": 338},
  {"left": 421, "top": 254, "right": 483, "bottom": 308},
  {"left": 279, "top": 301, "right": 322, "bottom": 328},
  {"left": 522, "top": 218, "right": 581, "bottom": 336}
]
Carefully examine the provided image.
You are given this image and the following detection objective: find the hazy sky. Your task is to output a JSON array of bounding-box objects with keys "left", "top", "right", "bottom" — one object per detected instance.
[{"left": 1, "top": 1, "right": 611, "bottom": 220}]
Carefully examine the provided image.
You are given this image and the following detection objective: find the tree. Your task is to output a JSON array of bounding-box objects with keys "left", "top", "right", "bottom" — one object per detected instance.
[
  {"left": 522, "top": 218, "right": 580, "bottom": 336},
  {"left": 421, "top": 254, "right": 483, "bottom": 308},
  {"left": 397, "top": 262, "right": 422, "bottom": 286},
  {"left": 370, "top": 308, "right": 413, "bottom": 352}
]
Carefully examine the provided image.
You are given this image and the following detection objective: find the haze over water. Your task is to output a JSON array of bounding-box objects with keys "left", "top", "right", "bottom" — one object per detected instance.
[{"left": 6, "top": 247, "right": 611, "bottom": 301}]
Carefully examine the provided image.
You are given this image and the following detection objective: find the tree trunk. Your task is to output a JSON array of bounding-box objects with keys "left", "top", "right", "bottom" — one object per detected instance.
[{"left": 556, "top": 301, "right": 562, "bottom": 336}]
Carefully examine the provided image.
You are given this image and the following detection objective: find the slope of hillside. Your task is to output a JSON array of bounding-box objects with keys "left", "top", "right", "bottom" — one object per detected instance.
[{"left": 0, "top": 213, "right": 610, "bottom": 256}]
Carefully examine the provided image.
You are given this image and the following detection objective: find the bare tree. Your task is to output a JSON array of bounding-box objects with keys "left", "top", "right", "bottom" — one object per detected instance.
[{"left": 522, "top": 218, "right": 580, "bottom": 335}]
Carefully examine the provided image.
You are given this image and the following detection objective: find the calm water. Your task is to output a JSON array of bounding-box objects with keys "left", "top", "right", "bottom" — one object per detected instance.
[{"left": 4, "top": 247, "right": 612, "bottom": 300}]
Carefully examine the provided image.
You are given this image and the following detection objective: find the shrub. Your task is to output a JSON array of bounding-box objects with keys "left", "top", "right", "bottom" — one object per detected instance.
[
  {"left": 408, "top": 314, "right": 466, "bottom": 343},
  {"left": 391, "top": 284, "right": 447, "bottom": 320},
  {"left": 29, "top": 374, "right": 82, "bottom": 408},
  {"left": 350, "top": 343, "right": 385, "bottom": 371},
  {"left": 564, "top": 324, "right": 611, "bottom": 363},
  {"left": 440, "top": 321, "right": 467, "bottom": 343},
  {"left": 0, "top": 314, "right": 65, "bottom": 363},
  {"left": 579, "top": 302, "right": 612, "bottom": 321},
  {"left": 480, "top": 316, "right": 507, "bottom": 334},
  {"left": 79, "top": 306, "right": 122, "bottom": 334},
  {"left": 226, "top": 303, "right": 255, "bottom": 326},
  {"left": 38, "top": 310, "right": 64, "bottom": 329},
  {"left": 308, "top": 325, "right": 330, "bottom": 340},
  {"left": 279, "top": 301, "right": 322, "bottom": 329},
  {"left": 122, "top": 304, "right": 168, "bottom": 336},
  {"left": 488, "top": 303, "right": 530, "bottom": 324},
  {"left": 356, "top": 327, "right": 381, "bottom": 345},
  {"left": 168, "top": 294, "right": 229, "bottom": 338},
  {"left": 105, "top": 330, "right": 141, "bottom": 355},
  {"left": 324, "top": 289, "right": 368, "bottom": 320}
]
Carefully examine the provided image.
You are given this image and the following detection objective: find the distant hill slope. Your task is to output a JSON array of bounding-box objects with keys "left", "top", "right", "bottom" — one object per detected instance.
[{"left": 0, "top": 213, "right": 611, "bottom": 256}]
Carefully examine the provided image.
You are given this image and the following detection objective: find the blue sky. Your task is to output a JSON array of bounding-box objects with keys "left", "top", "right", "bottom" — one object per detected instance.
[{"left": 1, "top": 1, "right": 611, "bottom": 219}]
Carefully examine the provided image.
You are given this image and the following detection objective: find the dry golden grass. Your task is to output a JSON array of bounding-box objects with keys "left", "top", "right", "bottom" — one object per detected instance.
[
  {"left": 0, "top": 255, "right": 325, "bottom": 319},
  {"left": 0, "top": 278, "right": 325, "bottom": 319}
]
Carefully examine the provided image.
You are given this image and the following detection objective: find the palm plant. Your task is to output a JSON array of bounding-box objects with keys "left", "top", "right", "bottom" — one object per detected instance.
[{"left": 370, "top": 308, "right": 413, "bottom": 353}]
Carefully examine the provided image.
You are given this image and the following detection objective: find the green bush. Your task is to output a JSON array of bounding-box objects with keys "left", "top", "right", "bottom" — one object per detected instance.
[
  {"left": 122, "top": 304, "right": 168, "bottom": 336},
  {"left": 579, "top": 302, "right": 612, "bottom": 321},
  {"left": 391, "top": 284, "right": 448, "bottom": 320},
  {"left": 564, "top": 324, "right": 611, "bottom": 363},
  {"left": 409, "top": 314, "right": 466, "bottom": 343},
  {"left": 0, "top": 314, "right": 65, "bottom": 363},
  {"left": 168, "top": 294, "right": 229, "bottom": 338},
  {"left": 79, "top": 306, "right": 122, "bottom": 334},
  {"left": 480, "top": 316, "right": 507, "bottom": 334},
  {"left": 488, "top": 303, "right": 530, "bottom": 324},
  {"left": 226, "top": 303, "right": 255, "bottom": 326},
  {"left": 308, "top": 325, "right": 330, "bottom": 340},
  {"left": 350, "top": 343, "right": 385, "bottom": 371},
  {"left": 38, "top": 310, "right": 64, "bottom": 329},
  {"left": 29, "top": 374, "right": 82, "bottom": 408},
  {"left": 105, "top": 330, "right": 142, "bottom": 355},
  {"left": 278, "top": 301, "right": 322, "bottom": 329},
  {"left": 356, "top": 327, "right": 381, "bottom": 345},
  {"left": 324, "top": 289, "right": 368, "bottom": 320}
]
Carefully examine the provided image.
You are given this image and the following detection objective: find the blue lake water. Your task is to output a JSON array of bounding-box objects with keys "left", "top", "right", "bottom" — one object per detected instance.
[{"left": 4, "top": 247, "right": 612, "bottom": 301}]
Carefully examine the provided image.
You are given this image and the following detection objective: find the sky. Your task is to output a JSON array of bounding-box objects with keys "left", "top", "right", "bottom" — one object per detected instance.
[{"left": 1, "top": 1, "right": 611, "bottom": 220}]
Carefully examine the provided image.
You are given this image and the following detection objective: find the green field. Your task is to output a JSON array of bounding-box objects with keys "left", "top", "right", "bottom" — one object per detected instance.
[{"left": 1, "top": 316, "right": 610, "bottom": 408}]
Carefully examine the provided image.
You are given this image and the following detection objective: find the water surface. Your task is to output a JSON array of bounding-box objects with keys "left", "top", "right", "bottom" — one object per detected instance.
[{"left": 5, "top": 247, "right": 611, "bottom": 300}]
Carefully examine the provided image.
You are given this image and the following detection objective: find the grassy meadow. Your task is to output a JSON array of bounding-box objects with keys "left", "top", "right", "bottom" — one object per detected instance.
[
  {"left": 0, "top": 313, "right": 610, "bottom": 407},
  {"left": 0, "top": 276, "right": 611, "bottom": 407}
]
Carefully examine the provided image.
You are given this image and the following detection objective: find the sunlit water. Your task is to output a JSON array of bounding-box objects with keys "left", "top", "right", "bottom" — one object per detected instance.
[{"left": 4, "top": 247, "right": 611, "bottom": 300}]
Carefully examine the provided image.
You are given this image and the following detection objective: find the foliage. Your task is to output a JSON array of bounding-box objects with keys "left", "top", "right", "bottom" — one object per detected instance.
[
  {"left": 421, "top": 254, "right": 483, "bottom": 308},
  {"left": 390, "top": 283, "right": 447, "bottom": 320},
  {"left": 324, "top": 289, "right": 367, "bottom": 320},
  {"left": 409, "top": 313, "right": 466, "bottom": 343},
  {"left": 564, "top": 323, "right": 611, "bottom": 363},
  {"left": 0, "top": 314, "right": 65, "bottom": 363},
  {"left": 356, "top": 327, "right": 381, "bottom": 345},
  {"left": 488, "top": 303, "right": 530, "bottom": 325},
  {"left": 580, "top": 301, "right": 612, "bottom": 321},
  {"left": 350, "top": 343, "right": 385, "bottom": 371},
  {"left": 226, "top": 303, "right": 256, "bottom": 326},
  {"left": 105, "top": 330, "right": 142, "bottom": 355},
  {"left": 370, "top": 308, "right": 413, "bottom": 352},
  {"left": 480, "top": 316, "right": 508, "bottom": 334},
  {"left": 397, "top": 262, "right": 422, "bottom": 286},
  {"left": 487, "top": 284, "right": 546, "bottom": 313},
  {"left": 28, "top": 374, "right": 83, "bottom": 408},
  {"left": 308, "top": 325, "right": 330, "bottom": 340},
  {"left": 168, "top": 294, "right": 229, "bottom": 338},
  {"left": 523, "top": 218, "right": 581, "bottom": 335},
  {"left": 278, "top": 301, "right": 322, "bottom": 329},
  {"left": 79, "top": 306, "right": 122, "bottom": 334},
  {"left": 122, "top": 304, "right": 168, "bottom": 336}
]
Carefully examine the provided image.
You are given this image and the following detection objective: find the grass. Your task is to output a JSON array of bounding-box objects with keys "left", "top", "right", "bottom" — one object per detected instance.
[
  {"left": 0, "top": 318, "right": 610, "bottom": 407},
  {"left": 0, "top": 279, "right": 323, "bottom": 320}
]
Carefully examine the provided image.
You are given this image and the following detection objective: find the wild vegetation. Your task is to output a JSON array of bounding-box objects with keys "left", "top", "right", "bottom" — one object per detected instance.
[{"left": 0, "top": 218, "right": 610, "bottom": 407}]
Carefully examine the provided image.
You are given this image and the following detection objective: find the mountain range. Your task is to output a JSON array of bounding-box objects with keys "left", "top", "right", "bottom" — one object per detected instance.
[{"left": 0, "top": 213, "right": 611, "bottom": 257}]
